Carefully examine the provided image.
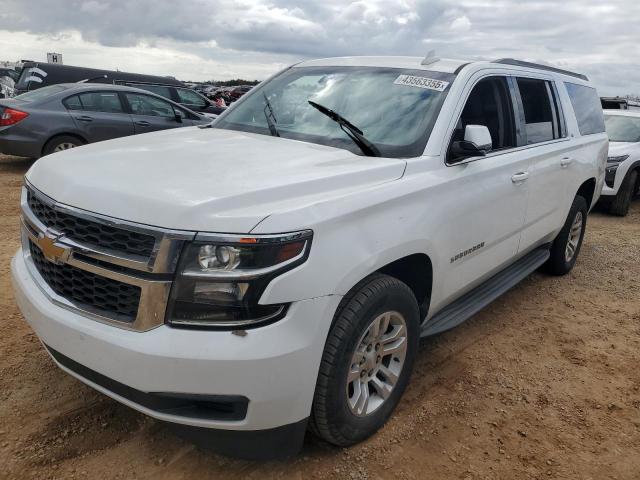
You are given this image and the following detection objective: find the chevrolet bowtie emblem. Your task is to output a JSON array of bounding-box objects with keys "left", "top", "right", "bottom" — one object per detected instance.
[{"left": 37, "top": 231, "right": 70, "bottom": 265}]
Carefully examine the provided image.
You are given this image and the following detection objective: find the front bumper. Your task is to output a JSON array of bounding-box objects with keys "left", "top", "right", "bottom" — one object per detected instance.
[{"left": 12, "top": 250, "right": 340, "bottom": 450}]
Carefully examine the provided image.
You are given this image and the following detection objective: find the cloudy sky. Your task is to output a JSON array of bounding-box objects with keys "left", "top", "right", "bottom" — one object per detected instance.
[{"left": 0, "top": 0, "right": 638, "bottom": 95}]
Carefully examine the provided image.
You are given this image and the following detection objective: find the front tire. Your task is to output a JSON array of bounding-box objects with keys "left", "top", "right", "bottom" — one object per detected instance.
[
  {"left": 544, "top": 195, "right": 588, "bottom": 276},
  {"left": 310, "top": 274, "right": 419, "bottom": 447},
  {"left": 609, "top": 170, "right": 638, "bottom": 217}
]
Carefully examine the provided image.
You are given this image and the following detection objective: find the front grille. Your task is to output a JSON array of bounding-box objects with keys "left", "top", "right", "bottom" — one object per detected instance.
[
  {"left": 28, "top": 191, "right": 156, "bottom": 258},
  {"left": 29, "top": 241, "right": 141, "bottom": 322}
]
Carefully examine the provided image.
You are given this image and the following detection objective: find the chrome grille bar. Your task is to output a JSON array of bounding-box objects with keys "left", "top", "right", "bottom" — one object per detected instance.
[{"left": 20, "top": 183, "right": 197, "bottom": 332}]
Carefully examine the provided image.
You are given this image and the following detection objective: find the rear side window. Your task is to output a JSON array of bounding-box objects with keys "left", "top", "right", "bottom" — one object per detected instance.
[
  {"left": 565, "top": 83, "right": 605, "bottom": 136},
  {"left": 176, "top": 88, "right": 207, "bottom": 107},
  {"left": 63, "top": 95, "right": 82, "bottom": 110},
  {"left": 64, "top": 92, "right": 124, "bottom": 113},
  {"left": 516, "top": 78, "right": 563, "bottom": 144},
  {"left": 128, "top": 83, "right": 173, "bottom": 100}
]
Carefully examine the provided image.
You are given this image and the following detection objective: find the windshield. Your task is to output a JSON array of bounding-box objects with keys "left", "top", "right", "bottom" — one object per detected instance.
[
  {"left": 215, "top": 66, "right": 454, "bottom": 158},
  {"left": 605, "top": 114, "right": 640, "bottom": 143},
  {"left": 14, "top": 85, "right": 69, "bottom": 102}
]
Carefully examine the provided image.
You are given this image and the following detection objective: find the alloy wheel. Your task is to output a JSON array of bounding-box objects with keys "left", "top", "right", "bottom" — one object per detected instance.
[
  {"left": 53, "top": 142, "right": 77, "bottom": 152},
  {"left": 346, "top": 311, "right": 408, "bottom": 416},
  {"left": 565, "top": 210, "right": 583, "bottom": 262}
]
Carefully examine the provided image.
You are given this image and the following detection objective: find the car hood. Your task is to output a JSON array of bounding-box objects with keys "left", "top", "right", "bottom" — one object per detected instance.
[
  {"left": 608, "top": 141, "right": 638, "bottom": 157},
  {"left": 26, "top": 127, "right": 406, "bottom": 233}
]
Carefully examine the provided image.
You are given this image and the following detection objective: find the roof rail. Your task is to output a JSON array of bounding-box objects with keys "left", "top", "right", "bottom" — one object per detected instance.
[{"left": 493, "top": 58, "right": 588, "bottom": 81}]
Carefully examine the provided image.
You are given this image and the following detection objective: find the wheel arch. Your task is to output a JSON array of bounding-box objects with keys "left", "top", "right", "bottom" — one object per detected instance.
[
  {"left": 42, "top": 132, "right": 88, "bottom": 156},
  {"left": 376, "top": 254, "right": 432, "bottom": 320},
  {"left": 576, "top": 177, "right": 597, "bottom": 209},
  {"left": 625, "top": 161, "right": 640, "bottom": 192},
  {"left": 334, "top": 252, "right": 433, "bottom": 328}
]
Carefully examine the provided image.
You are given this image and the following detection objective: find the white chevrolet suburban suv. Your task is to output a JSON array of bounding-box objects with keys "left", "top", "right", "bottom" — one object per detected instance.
[
  {"left": 12, "top": 56, "right": 607, "bottom": 459},
  {"left": 601, "top": 110, "right": 640, "bottom": 216}
]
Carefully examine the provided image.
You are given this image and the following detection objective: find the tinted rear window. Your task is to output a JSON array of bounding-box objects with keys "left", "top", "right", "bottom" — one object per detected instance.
[{"left": 565, "top": 83, "right": 605, "bottom": 136}]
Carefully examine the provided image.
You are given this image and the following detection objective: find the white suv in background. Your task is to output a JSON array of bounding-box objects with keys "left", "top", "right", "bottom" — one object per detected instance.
[
  {"left": 602, "top": 110, "right": 640, "bottom": 216},
  {"left": 12, "top": 56, "right": 607, "bottom": 459}
]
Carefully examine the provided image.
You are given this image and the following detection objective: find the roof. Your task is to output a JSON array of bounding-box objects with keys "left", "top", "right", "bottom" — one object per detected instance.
[
  {"left": 295, "top": 56, "right": 589, "bottom": 81},
  {"left": 603, "top": 109, "right": 640, "bottom": 117},
  {"left": 296, "top": 56, "right": 470, "bottom": 74}
]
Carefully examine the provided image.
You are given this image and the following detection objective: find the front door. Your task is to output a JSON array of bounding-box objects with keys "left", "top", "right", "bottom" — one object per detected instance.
[
  {"left": 436, "top": 75, "right": 530, "bottom": 304},
  {"left": 123, "top": 92, "right": 186, "bottom": 134}
]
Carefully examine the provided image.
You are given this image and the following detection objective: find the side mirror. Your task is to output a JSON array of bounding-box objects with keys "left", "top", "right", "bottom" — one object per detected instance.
[
  {"left": 174, "top": 110, "right": 185, "bottom": 123},
  {"left": 450, "top": 125, "right": 492, "bottom": 162}
]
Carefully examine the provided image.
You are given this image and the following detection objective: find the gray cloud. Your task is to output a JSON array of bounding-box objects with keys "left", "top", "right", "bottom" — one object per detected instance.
[{"left": 0, "top": 0, "right": 638, "bottom": 94}]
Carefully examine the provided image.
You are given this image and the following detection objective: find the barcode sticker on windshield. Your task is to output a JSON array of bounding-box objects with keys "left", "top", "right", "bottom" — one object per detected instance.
[{"left": 393, "top": 75, "right": 449, "bottom": 92}]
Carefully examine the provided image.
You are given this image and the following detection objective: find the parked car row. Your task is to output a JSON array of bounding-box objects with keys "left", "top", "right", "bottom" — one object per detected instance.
[
  {"left": 0, "top": 63, "right": 265, "bottom": 158},
  {"left": 0, "top": 83, "right": 209, "bottom": 158},
  {"left": 196, "top": 84, "right": 254, "bottom": 102},
  {"left": 11, "top": 55, "right": 626, "bottom": 460},
  {"left": 13, "top": 62, "right": 228, "bottom": 116}
]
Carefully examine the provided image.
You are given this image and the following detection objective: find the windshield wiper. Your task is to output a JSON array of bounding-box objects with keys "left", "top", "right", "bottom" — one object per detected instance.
[
  {"left": 263, "top": 92, "right": 280, "bottom": 137},
  {"left": 308, "top": 100, "right": 380, "bottom": 157}
]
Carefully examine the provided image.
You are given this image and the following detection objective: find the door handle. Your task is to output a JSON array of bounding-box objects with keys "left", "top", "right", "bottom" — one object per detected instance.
[
  {"left": 76, "top": 115, "right": 93, "bottom": 122},
  {"left": 561, "top": 157, "right": 574, "bottom": 168},
  {"left": 135, "top": 121, "right": 151, "bottom": 127},
  {"left": 511, "top": 172, "right": 530, "bottom": 184}
]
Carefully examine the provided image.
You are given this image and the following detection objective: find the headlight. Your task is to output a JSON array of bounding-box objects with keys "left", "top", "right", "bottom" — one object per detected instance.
[
  {"left": 607, "top": 154, "right": 629, "bottom": 165},
  {"left": 166, "top": 230, "right": 312, "bottom": 329}
]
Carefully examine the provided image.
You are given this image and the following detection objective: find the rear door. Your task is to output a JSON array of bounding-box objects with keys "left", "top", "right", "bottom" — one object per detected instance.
[
  {"left": 512, "top": 76, "right": 573, "bottom": 252},
  {"left": 122, "top": 92, "right": 188, "bottom": 133},
  {"left": 64, "top": 91, "right": 134, "bottom": 142}
]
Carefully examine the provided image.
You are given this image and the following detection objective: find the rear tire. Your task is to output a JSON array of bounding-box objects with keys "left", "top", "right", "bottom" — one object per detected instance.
[
  {"left": 43, "top": 135, "right": 84, "bottom": 157},
  {"left": 609, "top": 170, "right": 638, "bottom": 217},
  {"left": 544, "top": 195, "right": 588, "bottom": 276},
  {"left": 310, "top": 274, "right": 419, "bottom": 447}
]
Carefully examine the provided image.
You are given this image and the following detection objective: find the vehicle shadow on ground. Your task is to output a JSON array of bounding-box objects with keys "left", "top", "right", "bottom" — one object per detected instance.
[{"left": 0, "top": 155, "right": 35, "bottom": 174}]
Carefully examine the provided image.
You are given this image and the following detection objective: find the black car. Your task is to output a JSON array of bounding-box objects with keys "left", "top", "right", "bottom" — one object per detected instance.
[{"left": 0, "top": 83, "right": 210, "bottom": 158}]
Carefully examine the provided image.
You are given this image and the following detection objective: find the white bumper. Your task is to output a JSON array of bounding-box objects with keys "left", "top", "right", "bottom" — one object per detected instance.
[{"left": 11, "top": 250, "right": 340, "bottom": 431}]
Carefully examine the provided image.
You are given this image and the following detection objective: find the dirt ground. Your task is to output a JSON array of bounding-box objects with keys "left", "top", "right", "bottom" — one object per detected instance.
[{"left": 0, "top": 153, "right": 639, "bottom": 480}]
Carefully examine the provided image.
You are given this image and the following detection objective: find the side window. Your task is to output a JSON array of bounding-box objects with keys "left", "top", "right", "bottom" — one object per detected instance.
[
  {"left": 63, "top": 95, "right": 82, "bottom": 110},
  {"left": 515, "top": 78, "right": 558, "bottom": 144},
  {"left": 176, "top": 88, "right": 207, "bottom": 107},
  {"left": 565, "top": 83, "right": 606, "bottom": 136},
  {"left": 127, "top": 84, "right": 173, "bottom": 100},
  {"left": 125, "top": 93, "right": 176, "bottom": 118},
  {"left": 64, "top": 92, "right": 124, "bottom": 113},
  {"left": 449, "top": 76, "right": 517, "bottom": 162}
]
